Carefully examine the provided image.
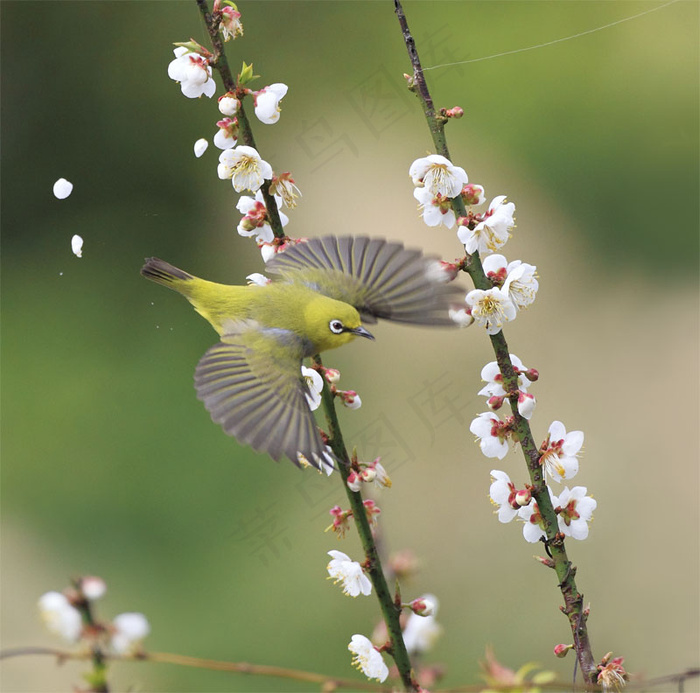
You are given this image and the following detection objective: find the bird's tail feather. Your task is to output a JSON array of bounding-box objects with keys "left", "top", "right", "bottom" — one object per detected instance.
[{"left": 141, "top": 258, "right": 194, "bottom": 293}]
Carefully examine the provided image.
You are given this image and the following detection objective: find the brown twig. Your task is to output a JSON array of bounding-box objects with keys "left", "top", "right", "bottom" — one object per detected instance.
[
  {"left": 195, "top": 0, "right": 285, "bottom": 238},
  {"left": 393, "top": 0, "right": 598, "bottom": 683}
]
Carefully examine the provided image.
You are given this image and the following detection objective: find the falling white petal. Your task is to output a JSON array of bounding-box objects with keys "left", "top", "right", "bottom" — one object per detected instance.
[
  {"left": 53, "top": 178, "right": 73, "bottom": 199},
  {"left": 71, "top": 234, "right": 83, "bottom": 258},
  {"left": 194, "top": 138, "right": 209, "bottom": 158}
]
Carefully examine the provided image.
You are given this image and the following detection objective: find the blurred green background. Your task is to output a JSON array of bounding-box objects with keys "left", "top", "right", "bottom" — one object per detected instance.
[{"left": 2, "top": 1, "right": 698, "bottom": 691}]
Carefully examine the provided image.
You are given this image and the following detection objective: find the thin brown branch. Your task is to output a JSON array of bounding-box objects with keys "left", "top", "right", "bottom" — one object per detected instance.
[
  {"left": 195, "top": 0, "right": 285, "bottom": 238},
  {"left": 393, "top": 0, "right": 599, "bottom": 684}
]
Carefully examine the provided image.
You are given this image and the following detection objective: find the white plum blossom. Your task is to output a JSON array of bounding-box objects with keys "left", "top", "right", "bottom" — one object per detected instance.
[
  {"left": 457, "top": 195, "right": 515, "bottom": 255},
  {"left": 479, "top": 355, "right": 532, "bottom": 398},
  {"left": 254, "top": 83, "right": 288, "bottom": 124},
  {"left": 413, "top": 187, "right": 456, "bottom": 228},
  {"left": 270, "top": 173, "right": 302, "bottom": 208},
  {"left": 218, "top": 94, "right": 240, "bottom": 116},
  {"left": 482, "top": 255, "right": 538, "bottom": 309},
  {"left": 449, "top": 307, "right": 474, "bottom": 328},
  {"left": 470, "top": 412, "right": 510, "bottom": 460},
  {"left": 409, "top": 154, "right": 468, "bottom": 198},
  {"left": 518, "top": 487, "right": 558, "bottom": 543},
  {"left": 193, "top": 138, "right": 209, "bottom": 157},
  {"left": 540, "top": 420, "right": 583, "bottom": 483},
  {"left": 213, "top": 118, "right": 238, "bottom": 150},
  {"left": 348, "top": 634, "right": 389, "bottom": 683},
  {"left": 236, "top": 190, "right": 288, "bottom": 244},
  {"left": 111, "top": 612, "right": 150, "bottom": 655},
  {"left": 167, "top": 47, "right": 216, "bottom": 99},
  {"left": 218, "top": 145, "right": 273, "bottom": 192},
  {"left": 466, "top": 287, "right": 517, "bottom": 335},
  {"left": 503, "top": 260, "right": 539, "bottom": 309},
  {"left": 479, "top": 355, "right": 536, "bottom": 419},
  {"left": 71, "top": 234, "right": 83, "bottom": 258},
  {"left": 489, "top": 470, "right": 520, "bottom": 523},
  {"left": 402, "top": 594, "right": 442, "bottom": 655},
  {"left": 302, "top": 366, "right": 324, "bottom": 411},
  {"left": 38, "top": 592, "right": 82, "bottom": 643},
  {"left": 53, "top": 178, "right": 73, "bottom": 199},
  {"left": 219, "top": 5, "right": 243, "bottom": 41},
  {"left": 327, "top": 550, "right": 372, "bottom": 597},
  {"left": 557, "top": 486, "right": 597, "bottom": 540}
]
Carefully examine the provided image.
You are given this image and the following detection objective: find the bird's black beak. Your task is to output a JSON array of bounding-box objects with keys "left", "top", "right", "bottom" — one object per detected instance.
[{"left": 351, "top": 325, "right": 375, "bottom": 340}]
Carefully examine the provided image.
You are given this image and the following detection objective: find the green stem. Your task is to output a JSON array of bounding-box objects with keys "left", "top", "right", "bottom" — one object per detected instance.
[
  {"left": 195, "top": 0, "right": 285, "bottom": 239},
  {"left": 393, "top": 0, "right": 598, "bottom": 683},
  {"left": 314, "top": 356, "right": 419, "bottom": 692}
]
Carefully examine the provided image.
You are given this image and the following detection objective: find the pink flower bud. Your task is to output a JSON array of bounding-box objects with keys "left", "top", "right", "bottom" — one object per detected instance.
[
  {"left": 515, "top": 489, "right": 532, "bottom": 506},
  {"left": 487, "top": 395, "right": 504, "bottom": 411},
  {"left": 409, "top": 597, "right": 436, "bottom": 617},
  {"left": 346, "top": 471, "right": 362, "bottom": 492},
  {"left": 517, "top": 391, "right": 536, "bottom": 419},
  {"left": 445, "top": 106, "right": 464, "bottom": 118},
  {"left": 534, "top": 555, "right": 555, "bottom": 568},
  {"left": 554, "top": 643, "right": 573, "bottom": 658},
  {"left": 323, "top": 368, "right": 341, "bottom": 384},
  {"left": 461, "top": 183, "right": 485, "bottom": 206},
  {"left": 360, "top": 467, "right": 377, "bottom": 484},
  {"left": 524, "top": 368, "right": 539, "bottom": 382}
]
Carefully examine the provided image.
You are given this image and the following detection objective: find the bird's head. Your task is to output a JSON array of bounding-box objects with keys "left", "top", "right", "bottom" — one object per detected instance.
[{"left": 305, "top": 296, "right": 374, "bottom": 353}]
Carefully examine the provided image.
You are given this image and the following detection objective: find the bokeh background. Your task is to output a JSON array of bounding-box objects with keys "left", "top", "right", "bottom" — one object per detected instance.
[{"left": 2, "top": 1, "right": 698, "bottom": 691}]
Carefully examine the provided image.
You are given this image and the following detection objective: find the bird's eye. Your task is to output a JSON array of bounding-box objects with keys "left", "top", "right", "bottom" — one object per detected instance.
[{"left": 329, "top": 320, "right": 344, "bottom": 334}]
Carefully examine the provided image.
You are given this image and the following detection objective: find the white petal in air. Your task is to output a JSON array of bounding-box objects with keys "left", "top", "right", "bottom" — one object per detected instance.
[
  {"left": 71, "top": 234, "right": 84, "bottom": 258},
  {"left": 53, "top": 178, "right": 73, "bottom": 199},
  {"left": 194, "top": 138, "right": 209, "bottom": 157}
]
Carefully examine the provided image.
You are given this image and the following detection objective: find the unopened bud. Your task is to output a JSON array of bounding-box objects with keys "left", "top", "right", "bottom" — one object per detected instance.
[
  {"left": 554, "top": 643, "right": 573, "bottom": 658},
  {"left": 487, "top": 395, "right": 505, "bottom": 411},
  {"left": 524, "top": 368, "right": 539, "bottom": 382},
  {"left": 515, "top": 489, "right": 532, "bottom": 506},
  {"left": 340, "top": 390, "right": 361, "bottom": 410},
  {"left": 239, "top": 217, "right": 256, "bottom": 232},
  {"left": 461, "top": 183, "right": 485, "bottom": 206},
  {"left": 445, "top": 106, "right": 464, "bottom": 118},
  {"left": 323, "top": 368, "right": 340, "bottom": 384},
  {"left": 534, "top": 555, "right": 555, "bottom": 568},
  {"left": 80, "top": 576, "right": 107, "bottom": 601},
  {"left": 409, "top": 597, "right": 436, "bottom": 617},
  {"left": 346, "top": 471, "right": 362, "bottom": 492},
  {"left": 218, "top": 93, "right": 240, "bottom": 116},
  {"left": 360, "top": 467, "right": 377, "bottom": 484},
  {"left": 517, "top": 392, "right": 536, "bottom": 420}
]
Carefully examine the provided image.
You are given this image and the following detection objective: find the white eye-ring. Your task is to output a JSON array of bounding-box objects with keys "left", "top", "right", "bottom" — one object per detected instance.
[{"left": 329, "top": 319, "right": 344, "bottom": 334}]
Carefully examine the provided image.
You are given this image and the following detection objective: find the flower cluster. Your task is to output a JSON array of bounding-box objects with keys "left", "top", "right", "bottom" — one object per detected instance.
[
  {"left": 466, "top": 349, "right": 596, "bottom": 543},
  {"left": 38, "top": 576, "right": 150, "bottom": 656},
  {"left": 167, "top": 12, "right": 297, "bottom": 263},
  {"left": 346, "top": 457, "right": 392, "bottom": 492},
  {"left": 409, "top": 153, "right": 538, "bottom": 335}
]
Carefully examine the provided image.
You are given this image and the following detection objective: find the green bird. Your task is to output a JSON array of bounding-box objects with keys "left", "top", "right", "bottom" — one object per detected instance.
[{"left": 141, "top": 236, "right": 458, "bottom": 467}]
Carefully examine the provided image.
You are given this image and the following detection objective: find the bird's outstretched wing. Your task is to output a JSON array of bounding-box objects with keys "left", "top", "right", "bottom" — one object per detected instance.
[
  {"left": 194, "top": 329, "right": 332, "bottom": 468},
  {"left": 265, "top": 236, "right": 461, "bottom": 325}
]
